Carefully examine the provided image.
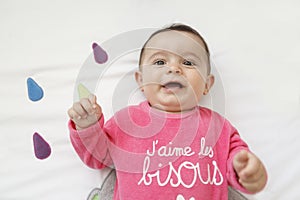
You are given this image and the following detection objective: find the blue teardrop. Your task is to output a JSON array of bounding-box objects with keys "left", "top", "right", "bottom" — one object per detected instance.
[{"left": 27, "top": 77, "right": 44, "bottom": 101}]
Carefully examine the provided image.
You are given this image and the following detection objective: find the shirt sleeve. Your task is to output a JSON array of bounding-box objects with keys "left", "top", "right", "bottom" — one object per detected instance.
[
  {"left": 226, "top": 123, "right": 252, "bottom": 194},
  {"left": 68, "top": 116, "right": 113, "bottom": 169}
]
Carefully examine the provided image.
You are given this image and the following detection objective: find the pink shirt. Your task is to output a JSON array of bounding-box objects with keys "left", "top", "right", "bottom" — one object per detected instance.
[{"left": 69, "top": 101, "right": 250, "bottom": 199}]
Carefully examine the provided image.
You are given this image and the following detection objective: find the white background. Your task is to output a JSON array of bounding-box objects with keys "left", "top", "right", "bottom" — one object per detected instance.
[{"left": 0, "top": 0, "right": 299, "bottom": 199}]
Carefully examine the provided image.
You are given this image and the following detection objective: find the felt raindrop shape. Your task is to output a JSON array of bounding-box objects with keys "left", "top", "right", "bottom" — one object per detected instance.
[
  {"left": 92, "top": 42, "right": 108, "bottom": 64},
  {"left": 78, "top": 83, "right": 91, "bottom": 99},
  {"left": 33, "top": 132, "right": 51, "bottom": 160},
  {"left": 27, "top": 77, "right": 44, "bottom": 101}
]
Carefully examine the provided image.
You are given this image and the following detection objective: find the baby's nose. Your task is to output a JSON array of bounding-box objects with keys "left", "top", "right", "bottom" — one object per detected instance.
[{"left": 167, "top": 64, "right": 182, "bottom": 74}]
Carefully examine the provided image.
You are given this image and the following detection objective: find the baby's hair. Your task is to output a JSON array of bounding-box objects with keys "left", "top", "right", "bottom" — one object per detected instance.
[{"left": 139, "top": 23, "right": 211, "bottom": 74}]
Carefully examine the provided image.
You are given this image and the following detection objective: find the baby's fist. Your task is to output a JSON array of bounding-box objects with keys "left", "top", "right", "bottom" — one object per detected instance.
[
  {"left": 233, "top": 150, "right": 267, "bottom": 193},
  {"left": 68, "top": 94, "right": 102, "bottom": 130}
]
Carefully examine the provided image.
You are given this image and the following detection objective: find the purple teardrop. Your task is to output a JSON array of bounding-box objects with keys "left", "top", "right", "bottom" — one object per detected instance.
[
  {"left": 33, "top": 132, "right": 51, "bottom": 160},
  {"left": 92, "top": 42, "right": 108, "bottom": 64}
]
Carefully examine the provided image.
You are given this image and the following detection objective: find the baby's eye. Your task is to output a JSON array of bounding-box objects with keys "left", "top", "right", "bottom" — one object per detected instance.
[
  {"left": 154, "top": 60, "right": 166, "bottom": 65},
  {"left": 183, "top": 60, "right": 194, "bottom": 66}
]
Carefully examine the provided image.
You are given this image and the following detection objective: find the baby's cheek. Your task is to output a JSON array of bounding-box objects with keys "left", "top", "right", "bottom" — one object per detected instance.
[{"left": 190, "top": 81, "right": 205, "bottom": 95}]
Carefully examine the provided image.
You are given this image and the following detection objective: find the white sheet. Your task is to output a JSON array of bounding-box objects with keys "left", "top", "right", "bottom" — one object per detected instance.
[{"left": 1, "top": 1, "right": 299, "bottom": 199}]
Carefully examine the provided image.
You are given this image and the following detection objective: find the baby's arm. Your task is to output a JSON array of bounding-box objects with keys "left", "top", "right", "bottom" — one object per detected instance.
[
  {"left": 68, "top": 94, "right": 113, "bottom": 169},
  {"left": 233, "top": 150, "right": 267, "bottom": 193},
  {"left": 68, "top": 94, "right": 102, "bottom": 130}
]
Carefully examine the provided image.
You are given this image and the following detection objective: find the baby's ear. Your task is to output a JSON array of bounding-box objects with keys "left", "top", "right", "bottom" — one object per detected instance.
[
  {"left": 135, "top": 71, "right": 144, "bottom": 92},
  {"left": 204, "top": 74, "right": 215, "bottom": 95}
]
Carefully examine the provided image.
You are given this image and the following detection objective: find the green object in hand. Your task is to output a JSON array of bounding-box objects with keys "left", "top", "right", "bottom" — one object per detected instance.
[
  {"left": 91, "top": 193, "right": 99, "bottom": 200},
  {"left": 78, "top": 83, "right": 91, "bottom": 99}
]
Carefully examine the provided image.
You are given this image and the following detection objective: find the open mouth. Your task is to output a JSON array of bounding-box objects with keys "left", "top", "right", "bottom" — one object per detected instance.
[{"left": 162, "top": 82, "right": 184, "bottom": 89}]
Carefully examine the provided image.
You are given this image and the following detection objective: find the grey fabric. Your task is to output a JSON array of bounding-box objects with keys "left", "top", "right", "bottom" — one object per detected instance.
[
  {"left": 89, "top": 169, "right": 248, "bottom": 200},
  {"left": 87, "top": 170, "right": 115, "bottom": 200},
  {"left": 228, "top": 186, "right": 248, "bottom": 200}
]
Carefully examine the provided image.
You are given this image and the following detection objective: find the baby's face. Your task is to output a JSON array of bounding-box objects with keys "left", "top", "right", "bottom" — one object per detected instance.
[{"left": 136, "top": 30, "right": 214, "bottom": 113}]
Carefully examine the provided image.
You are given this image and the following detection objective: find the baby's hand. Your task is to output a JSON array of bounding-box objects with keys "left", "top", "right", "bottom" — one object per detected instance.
[
  {"left": 233, "top": 150, "right": 267, "bottom": 193},
  {"left": 68, "top": 94, "right": 102, "bottom": 130}
]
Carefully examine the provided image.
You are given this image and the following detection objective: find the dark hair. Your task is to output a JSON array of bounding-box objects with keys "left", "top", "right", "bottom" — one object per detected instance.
[{"left": 139, "top": 23, "right": 211, "bottom": 74}]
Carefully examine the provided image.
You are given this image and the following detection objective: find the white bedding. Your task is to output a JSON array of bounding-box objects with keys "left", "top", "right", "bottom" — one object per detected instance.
[{"left": 1, "top": 1, "right": 299, "bottom": 199}]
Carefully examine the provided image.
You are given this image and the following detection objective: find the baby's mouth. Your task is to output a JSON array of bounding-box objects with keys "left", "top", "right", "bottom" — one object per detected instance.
[
  {"left": 161, "top": 81, "right": 185, "bottom": 93},
  {"left": 163, "top": 82, "right": 184, "bottom": 89}
]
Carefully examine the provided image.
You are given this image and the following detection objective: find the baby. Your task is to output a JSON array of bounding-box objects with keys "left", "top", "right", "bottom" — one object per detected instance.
[{"left": 68, "top": 23, "right": 267, "bottom": 200}]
